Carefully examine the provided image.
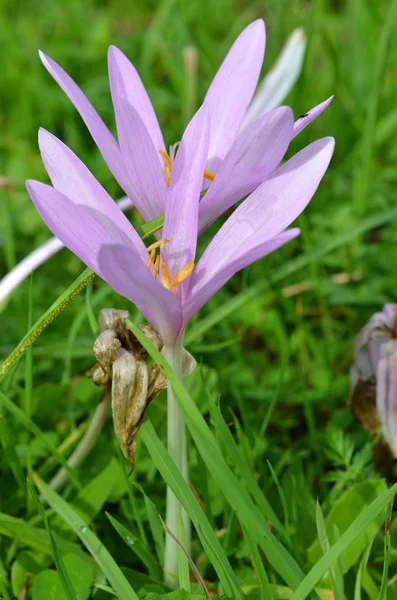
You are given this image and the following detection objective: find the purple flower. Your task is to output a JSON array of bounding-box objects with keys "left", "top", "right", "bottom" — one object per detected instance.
[
  {"left": 37, "top": 20, "right": 332, "bottom": 231},
  {"left": 351, "top": 304, "right": 397, "bottom": 456},
  {"left": 27, "top": 21, "right": 334, "bottom": 346}
]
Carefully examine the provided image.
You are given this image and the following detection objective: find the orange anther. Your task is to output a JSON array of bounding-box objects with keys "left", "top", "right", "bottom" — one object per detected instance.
[
  {"left": 171, "top": 261, "right": 195, "bottom": 287},
  {"left": 203, "top": 169, "right": 215, "bottom": 181}
]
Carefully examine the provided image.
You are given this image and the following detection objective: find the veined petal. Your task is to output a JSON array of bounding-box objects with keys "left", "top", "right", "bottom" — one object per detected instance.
[
  {"left": 114, "top": 100, "right": 167, "bottom": 221},
  {"left": 242, "top": 28, "right": 306, "bottom": 127},
  {"left": 204, "top": 19, "right": 266, "bottom": 171},
  {"left": 198, "top": 106, "right": 294, "bottom": 233},
  {"left": 98, "top": 244, "right": 183, "bottom": 345},
  {"left": 26, "top": 180, "right": 146, "bottom": 277},
  {"left": 39, "top": 51, "right": 134, "bottom": 199},
  {"left": 162, "top": 106, "right": 210, "bottom": 276},
  {"left": 38, "top": 129, "right": 144, "bottom": 254},
  {"left": 293, "top": 96, "right": 333, "bottom": 139},
  {"left": 184, "top": 136, "right": 334, "bottom": 321},
  {"left": 183, "top": 229, "right": 299, "bottom": 323},
  {"left": 108, "top": 46, "right": 165, "bottom": 154}
]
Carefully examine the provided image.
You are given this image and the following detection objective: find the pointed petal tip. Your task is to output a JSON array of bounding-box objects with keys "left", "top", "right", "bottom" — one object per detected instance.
[{"left": 291, "top": 27, "right": 306, "bottom": 42}]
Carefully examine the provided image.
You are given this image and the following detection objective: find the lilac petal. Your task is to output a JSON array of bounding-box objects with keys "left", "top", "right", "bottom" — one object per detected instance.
[
  {"left": 293, "top": 97, "right": 333, "bottom": 139},
  {"left": 198, "top": 106, "right": 294, "bottom": 233},
  {"left": 184, "top": 136, "right": 334, "bottom": 321},
  {"left": 26, "top": 181, "right": 179, "bottom": 341},
  {"left": 98, "top": 244, "right": 182, "bottom": 345},
  {"left": 0, "top": 196, "right": 133, "bottom": 306},
  {"left": 114, "top": 100, "right": 167, "bottom": 221},
  {"left": 38, "top": 129, "right": 144, "bottom": 252},
  {"left": 242, "top": 28, "right": 306, "bottom": 127},
  {"left": 376, "top": 341, "right": 397, "bottom": 457},
  {"left": 204, "top": 20, "right": 266, "bottom": 171},
  {"left": 108, "top": 46, "right": 165, "bottom": 154},
  {"left": 26, "top": 180, "right": 146, "bottom": 275},
  {"left": 183, "top": 229, "right": 300, "bottom": 323},
  {"left": 39, "top": 51, "right": 134, "bottom": 199},
  {"left": 162, "top": 106, "right": 210, "bottom": 277}
]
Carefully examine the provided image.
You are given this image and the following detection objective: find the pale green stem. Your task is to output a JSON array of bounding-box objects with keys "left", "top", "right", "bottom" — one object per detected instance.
[
  {"left": 164, "top": 337, "right": 190, "bottom": 587},
  {"left": 48, "top": 387, "right": 111, "bottom": 493}
]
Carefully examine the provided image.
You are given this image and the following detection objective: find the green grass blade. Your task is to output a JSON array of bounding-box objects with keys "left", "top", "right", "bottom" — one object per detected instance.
[
  {"left": 27, "top": 479, "right": 77, "bottom": 600},
  {"left": 106, "top": 513, "right": 160, "bottom": 578},
  {"left": 243, "top": 525, "right": 273, "bottom": 600},
  {"left": 34, "top": 475, "right": 139, "bottom": 600},
  {"left": 210, "top": 399, "right": 286, "bottom": 540},
  {"left": 378, "top": 500, "right": 393, "bottom": 600},
  {"left": 130, "top": 322, "right": 304, "bottom": 590},
  {"left": 354, "top": 539, "right": 374, "bottom": 600},
  {"left": 291, "top": 483, "right": 397, "bottom": 600},
  {"left": 139, "top": 420, "right": 243, "bottom": 599}
]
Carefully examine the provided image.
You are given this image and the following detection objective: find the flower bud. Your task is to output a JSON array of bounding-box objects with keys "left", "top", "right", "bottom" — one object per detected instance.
[{"left": 350, "top": 303, "right": 397, "bottom": 457}]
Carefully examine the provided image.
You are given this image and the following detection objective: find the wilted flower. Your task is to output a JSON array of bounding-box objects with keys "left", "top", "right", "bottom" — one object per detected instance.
[
  {"left": 350, "top": 304, "right": 397, "bottom": 457},
  {"left": 88, "top": 309, "right": 195, "bottom": 467}
]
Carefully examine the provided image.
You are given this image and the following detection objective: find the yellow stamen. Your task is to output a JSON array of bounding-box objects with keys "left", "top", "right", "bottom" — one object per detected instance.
[
  {"left": 162, "top": 166, "right": 171, "bottom": 188},
  {"left": 152, "top": 255, "right": 160, "bottom": 277},
  {"left": 146, "top": 238, "right": 171, "bottom": 253},
  {"left": 171, "top": 261, "right": 195, "bottom": 287},
  {"left": 203, "top": 169, "right": 215, "bottom": 181},
  {"left": 159, "top": 149, "right": 172, "bottom": 171},
  {"left": 161, "top": 262, "right": 172, "bottom": 291},
  {"left": 146, "top": 248, "right": 156, "bottom": 268}
]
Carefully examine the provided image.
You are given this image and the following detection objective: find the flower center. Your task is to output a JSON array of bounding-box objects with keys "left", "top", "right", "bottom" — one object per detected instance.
[
  {"left": 146, "top": 238, "right": 194, "bottom": 292},
  {"left": 159, "top": 147, "right": 216, "bottom": 188}
]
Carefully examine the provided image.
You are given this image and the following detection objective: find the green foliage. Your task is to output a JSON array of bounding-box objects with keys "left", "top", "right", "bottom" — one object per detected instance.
[{"left": 2, "top": 0, "right": 397, "bottom": 598}]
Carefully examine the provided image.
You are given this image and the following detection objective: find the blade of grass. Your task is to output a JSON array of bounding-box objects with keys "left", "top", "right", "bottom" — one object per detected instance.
[
  {"left": 291, "top": 484, "right": 397, "bottom": 600},
  {"left": 210, "top": 398, "right": 286, "bottom": 541},
  {"left": 354, "top": 539, "right": 374, "bottom": 600},
  {"left": 130, "top": 323, "right": 304, "bottom": 590},
  {"left": 133, "top": 482, "right": 165, "bottom": 563},
  {"left": 378, "top": 500, "right": 393, "bottom": 600},
  {"left": 243, "top": 524, "right": 273, "bottom": 600},
  {"left": 34, "top": 474, "right": 139, "bottom": 600},
  {"left": 27, "top": 479, "right": 77, "bottom": 600},
  {"left": 106, "top": 513, "right": 160, "bottom": 578},
  {"left": 139, "top": 421, "right": 243, "bottom": 599}
]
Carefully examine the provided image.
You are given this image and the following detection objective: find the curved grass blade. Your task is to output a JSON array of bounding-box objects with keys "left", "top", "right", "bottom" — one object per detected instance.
[
  {"left": 379, "top": 500, "right": 393, "bottom": 600},
  {"left": 354, "top": 538, "right": 374, "bottom": 600},
  {"left": 139, "top": 420, "right": 242, "bottom": 599},
  {"left": 106, "top": 513, "right": 160, "bottom": 578},
  {"left": 130, "top": 322, "right": 304, "bottom": 590},
  {"left": 34, "top": 474, "right": 139, "bottom": 600},
  {"left": 291, "top": 484, "right": 397, "bottom": 600},
  {"left": 27, "top": 479, "right": 76, "bottom": 600}
]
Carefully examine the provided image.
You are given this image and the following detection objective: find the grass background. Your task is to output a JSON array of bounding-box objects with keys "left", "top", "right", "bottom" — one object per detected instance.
[{"left": 1, "top": 0, "right": 397, "bottom": 598}]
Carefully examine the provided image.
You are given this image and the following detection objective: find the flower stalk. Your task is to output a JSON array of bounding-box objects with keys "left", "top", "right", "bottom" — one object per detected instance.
[{"left": 164, "top": 336, "right": 190, "bottom": 586}]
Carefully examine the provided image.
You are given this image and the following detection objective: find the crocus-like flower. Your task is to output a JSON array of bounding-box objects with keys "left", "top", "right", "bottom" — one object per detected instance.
[
  {"left": 350, "top": 304, "right": 397, "bottom": 457},
  {"left": 27, "top": 112, "right": 334, "bottom": 345},
  {"left": 38, "top": 20, "right": 332, "bottom": 233}
]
